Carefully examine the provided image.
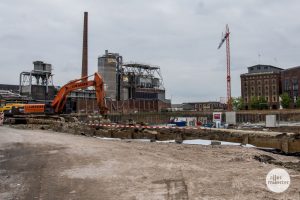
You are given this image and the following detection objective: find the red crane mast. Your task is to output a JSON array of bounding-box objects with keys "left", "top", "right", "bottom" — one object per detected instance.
[{"left": 218, "top": 24, "right": 232, "bottom": 111}]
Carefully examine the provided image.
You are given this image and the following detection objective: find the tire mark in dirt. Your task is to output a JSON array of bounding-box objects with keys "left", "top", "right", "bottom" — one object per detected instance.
[{"left": 152, "top": 179, "right": 189, "bottom": 200}]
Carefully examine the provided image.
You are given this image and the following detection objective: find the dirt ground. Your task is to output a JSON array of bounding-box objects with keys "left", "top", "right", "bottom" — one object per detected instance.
[{"left": 0, "top": 126, "right": 300, "bottom": 200}]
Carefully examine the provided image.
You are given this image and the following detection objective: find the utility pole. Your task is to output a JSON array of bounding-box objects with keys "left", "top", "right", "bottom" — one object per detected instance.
[{"left": 218, "top": 24, "right": 232, "bottom": 111}]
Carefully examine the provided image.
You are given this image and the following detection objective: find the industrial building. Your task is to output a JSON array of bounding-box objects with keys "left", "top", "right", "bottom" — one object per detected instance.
[
  {"left": 0, "top": 61, "right": 56, "bottom": 107},
  {"left": 98, "top": 50, "right": 171, "bottom": 113},
  {"left": 19, "top": 61, "right": 56, "bottom": 101},
  {"left": 98, "top": 50, "right": 123, "bottom": 101},
  {"left": 240, "top": 64, "right": 283, "bottom": 109},
  {"left": 98, "top": 50, "right": 166, "bottom": 101}
]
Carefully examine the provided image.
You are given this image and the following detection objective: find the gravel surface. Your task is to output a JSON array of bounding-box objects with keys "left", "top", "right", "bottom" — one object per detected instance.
[{"left": 0, "top": 126, "right": 300, "bottom": 200}]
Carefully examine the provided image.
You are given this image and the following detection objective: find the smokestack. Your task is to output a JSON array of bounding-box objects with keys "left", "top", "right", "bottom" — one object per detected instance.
[{"left": 82, "top": 12, "right": 88, "bottom": 79}]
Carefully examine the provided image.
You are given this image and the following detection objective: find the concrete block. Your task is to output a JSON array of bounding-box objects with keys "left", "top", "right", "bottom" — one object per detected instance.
[
  {"left": 266, "top": 115, "right": 277, "bottom": 127},
  {"left": 242, "top": 134, "right": 249, "bottom": 145},
  {"left": 226, "top": 112, "right": 236, "bottom": 125},
  {"left": 211, "top": 140, "right": 221, "bottom": 145}
]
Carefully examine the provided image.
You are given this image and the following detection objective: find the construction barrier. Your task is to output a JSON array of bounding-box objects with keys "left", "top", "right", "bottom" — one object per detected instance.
[
  {"left": 0, "top": 112, "right": 4, "bottom": 126},
  {"left": 87, "top": 123, "right": 201, "bottom": 130}
]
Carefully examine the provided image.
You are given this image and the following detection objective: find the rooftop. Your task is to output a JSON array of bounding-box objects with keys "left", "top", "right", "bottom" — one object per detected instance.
[
  {"left": 240, "top": 71, "right": 281, "bottom": 76},
  {"left": 123, "top": 62, "right": 160, "bottom": 70},
  {"left": 282, "top": 66, "right": 300, "bottom": 72},
  {"left": 247, "top": 64, "right": 283, "bottom": 71}
]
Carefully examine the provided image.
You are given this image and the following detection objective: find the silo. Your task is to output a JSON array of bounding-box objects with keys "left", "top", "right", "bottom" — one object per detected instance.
[{"left": 98, "top": 50, "right": 117, "bottom": 100}]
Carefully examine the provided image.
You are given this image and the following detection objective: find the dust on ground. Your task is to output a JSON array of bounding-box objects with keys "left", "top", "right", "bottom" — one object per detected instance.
[{"left": 0, "top": 126, "right": 300, "bottom": 200}]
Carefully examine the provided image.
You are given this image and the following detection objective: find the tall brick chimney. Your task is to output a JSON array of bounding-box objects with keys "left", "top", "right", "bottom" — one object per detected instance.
[{"left": 82, "top": 12, "right": 88, "bottom": 79}]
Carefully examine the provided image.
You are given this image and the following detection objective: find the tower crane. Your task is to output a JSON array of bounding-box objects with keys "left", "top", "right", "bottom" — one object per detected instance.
[{"left": 218, "top": 24, "right": 232, "bottom": 111}]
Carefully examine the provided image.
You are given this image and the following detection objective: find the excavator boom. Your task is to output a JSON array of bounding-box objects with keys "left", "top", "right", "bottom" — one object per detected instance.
[{"left": 52, "top": 72, "right": 107, "bottom": 114}]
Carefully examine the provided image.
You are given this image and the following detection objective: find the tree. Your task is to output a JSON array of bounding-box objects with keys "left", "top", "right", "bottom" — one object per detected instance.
[
  {"left": 280, "top": 93, "right": 291, "bottom": 109},
  {"left": 250, "top": 96, "right": 259, "bottom": 110},
  {"left": 232, "top": 97, "right": 244, "bottom": 110},
  {"left": 250, "top": 96, "right": 268, "bottom": 110},
  {"left": 258, "top": 96, "right": 268, "bottom": 110}
]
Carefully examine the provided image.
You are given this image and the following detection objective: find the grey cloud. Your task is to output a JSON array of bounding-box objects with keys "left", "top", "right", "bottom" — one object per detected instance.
[{"left": 1, "top": 0, "right": 300, "bottom": 103}]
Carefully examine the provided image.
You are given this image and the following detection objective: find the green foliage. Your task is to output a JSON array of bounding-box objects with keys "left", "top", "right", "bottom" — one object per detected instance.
[
  {"left": 250, "top": 96, "right": 268, "bottom": 110},
  {"left": 258, "top": 96, "right": 268, "bottom": 110},
  {"left": 250, "top": 96, "right": 259, "bottom": 110},
  {"left": 232, "top": 97, "right": 244, "bottom": 110},
  {"left": 280, "top": 93, "right": 291, "bottom": 109}
]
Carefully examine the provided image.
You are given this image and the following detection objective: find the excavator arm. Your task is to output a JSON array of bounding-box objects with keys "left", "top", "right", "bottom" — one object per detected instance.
[{"left": 52, "top": 72, "right": 108, "bottom": 114}]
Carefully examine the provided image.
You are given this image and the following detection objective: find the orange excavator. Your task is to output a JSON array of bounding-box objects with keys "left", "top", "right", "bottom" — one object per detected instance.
[{"left": 52, "top": 72, "right": 108, "bottom": 115}]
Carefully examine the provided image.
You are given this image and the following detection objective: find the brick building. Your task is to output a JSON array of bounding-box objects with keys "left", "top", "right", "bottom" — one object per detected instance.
[
  {"left": 240, "top": 65, "right": 283, "bottom": 109},
  {"left": 281, "top": 66, "right": 300, "bottom": 107}
]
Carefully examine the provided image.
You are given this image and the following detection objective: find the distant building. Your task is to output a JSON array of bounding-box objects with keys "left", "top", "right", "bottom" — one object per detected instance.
[
  {"left": 181, "top": 101, "right": 226, "bottom": 111},
  {"left": 0, "top": 89, "right": 29, "bottom": 106},
  {"left": 0, "top": 84, "right": 19, "bottom": 93},
  {"left": 170, "top": 104, "right": 184, "bottom": 111},
  {"left": 240, "top": 64, "right": 283, "bottom": 109},
  {"left": 281, "top": 66, "right": 300, "bottom": 107}
]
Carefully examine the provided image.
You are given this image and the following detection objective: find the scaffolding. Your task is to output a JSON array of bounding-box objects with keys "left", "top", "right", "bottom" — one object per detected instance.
[{"left": 122, "top": 62, "right": 165, "bottom": 90}]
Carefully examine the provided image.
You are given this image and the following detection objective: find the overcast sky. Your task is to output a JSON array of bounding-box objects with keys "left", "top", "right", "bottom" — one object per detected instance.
[{"left": 1, "top": 0, "right": 300, "bottom": 103}]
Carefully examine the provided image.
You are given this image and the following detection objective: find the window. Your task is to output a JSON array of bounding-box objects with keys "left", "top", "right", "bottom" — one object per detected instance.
[
  {"left": 293, "top": 79, "right": 298, "bottom": 91},
  {"left": 264, "top": 66, "right": 268, "bottom": 69},
  {"left": 265, "top": 80, "right": 269, "bottom": 84},
  {"left": 294, "top": 91, "right": 299, "bottom": 97},
  {"left": 284, "top": 79, "right": 290, "bottom": 91}
]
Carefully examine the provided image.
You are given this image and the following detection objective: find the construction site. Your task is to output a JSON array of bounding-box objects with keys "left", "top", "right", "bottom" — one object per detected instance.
[{"left": 1, "top": 10, "right": 300, "bottom": 200}]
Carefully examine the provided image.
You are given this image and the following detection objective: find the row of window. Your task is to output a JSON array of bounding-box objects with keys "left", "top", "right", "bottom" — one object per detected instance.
[
  {"left": 284, "top": 79, "right": 299, "bottom": 91},
  {"left": 244, "top": 85, "right": 277, "bottom": 90},
  {"left": 249, "top": 66, "right": 270, "bottom": 70},
  {"left": 196, "top": 104, "right": 224, "bottom": 108},
  {"left": 244, "top": 79, "right": 277, "bottom": 86},
  {"left": 245, "top": 91, "right": 277, "bottom": 96},
  {"left": 243, "top": 75, "right": 278, "bottom": 80},
  {"left": 244, "top": 96, "right": 277, "bottom": 103}
]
